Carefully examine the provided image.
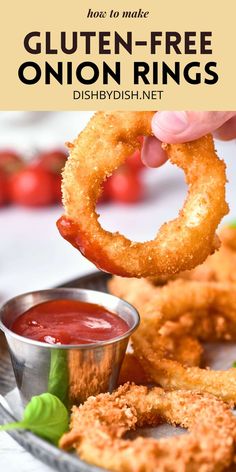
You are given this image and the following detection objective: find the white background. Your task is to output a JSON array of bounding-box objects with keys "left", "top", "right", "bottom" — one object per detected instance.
[{"left": 0, "top": 111, "right": 235, "bottom": 471}]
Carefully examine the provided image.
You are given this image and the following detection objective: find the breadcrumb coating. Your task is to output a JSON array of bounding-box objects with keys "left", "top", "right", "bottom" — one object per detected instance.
[
  {"left": 60, "top": 383, "right": 236, "bottom": 472},
  {"left": 57, "top": 111, "right": 228, "bottom": 277}
]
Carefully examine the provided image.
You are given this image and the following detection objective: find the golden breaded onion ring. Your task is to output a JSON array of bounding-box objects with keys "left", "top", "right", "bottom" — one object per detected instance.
[
  {"left": 132, "top": 279, "right": 236, "bottom": 403},
  {"left": 118, "top": 333, "right": 203, "bottom": 386},
  {"left": 60, "top": 383, "right": 236, "bottom": 472},
  {"left": 57, "top": 111, "right": 228, "bottom": 278}
]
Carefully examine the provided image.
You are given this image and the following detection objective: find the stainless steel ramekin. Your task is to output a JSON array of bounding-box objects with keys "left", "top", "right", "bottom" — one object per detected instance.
[{"left": 0, "top": 288, "right": 139, "bottom": 406}]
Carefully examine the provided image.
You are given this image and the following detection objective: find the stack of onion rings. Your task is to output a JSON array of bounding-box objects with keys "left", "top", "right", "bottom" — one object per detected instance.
[
  {"left": 118, "top": 333, "right": 203, "bottom": 386},
  {"left": 57, "top": 111, "right": 228, "bottom": 278},
  {"left": 130, "top": 280, "right": 236, "bottom": 403},
  {"left": 109, "top": 275, "right": 236, "bottom": 341},
  {"left": 60, "top": 383, "right": 236, "bottom": 472}
]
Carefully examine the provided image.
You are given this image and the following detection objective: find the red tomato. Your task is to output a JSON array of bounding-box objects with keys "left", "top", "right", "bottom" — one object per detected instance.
[
  {"left": 0, "top": 150, "right": 24, "bottom": 175},
  {"left": 9, "top": 167, "right": 55, "bottom": 207},
  {"left": 0, "top": 171, "right": 8, "bottom": 206},
  {"left": 126, "top": 149, "right": 145, "bottom": 173},
  {"left": 106, "top": 170, "right": 143, "bottom": 204},
  {"left": 98, "top": 180, "right": 111, "bottom": 204},
  {"left": 36, "top": 149, "right": 67, "bottom": 175},
  {"left": 53, "top": 174, "right": 62, "bottom": 203}
]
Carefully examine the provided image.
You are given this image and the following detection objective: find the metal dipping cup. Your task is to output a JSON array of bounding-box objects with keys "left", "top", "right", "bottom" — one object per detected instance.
[{"left": 0, "top": 288, "right": 140, "bottom": 407}]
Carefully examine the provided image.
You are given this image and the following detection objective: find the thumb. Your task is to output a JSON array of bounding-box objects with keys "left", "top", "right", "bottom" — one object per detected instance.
[{"left": 151, "top": 111, "right": 236, "bottom": 143}]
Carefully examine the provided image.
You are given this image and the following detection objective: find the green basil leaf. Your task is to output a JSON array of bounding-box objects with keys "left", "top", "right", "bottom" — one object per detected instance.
[
  {"left": 48, "top": 350, "right": 68, "bottom": 406},
  {"left": 0, "top": 393, "right": 68, "bottom": 445},
  {"left": 232, "top": 361, "right": 236, "bottom": 368},
  {"left": 0, "top": 421, "right": 25, "bottom": 431}
]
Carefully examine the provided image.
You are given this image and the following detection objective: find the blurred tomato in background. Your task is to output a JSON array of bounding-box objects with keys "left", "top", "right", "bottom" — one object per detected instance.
[
  {"left": 9, "top": 167, "right": 55, "bottom": 207},
  {"left": 0, "top": 170, "right": 8, "bottom": 205},
  {"left": 33, "top": 149, "right": 67, "bottom": 204},
  {"left": 35, "top": 150, "right": 67, "bottom": 175},
  {"left": 0, "top": 139, "right": 146, "bottom": 208},
  {"left": 105, "top": 168, "right": 143, "bottom": 204},
  {"left": 0, "top": 148, "right": 67, "bottom": 208},
  {"left": 99, "top": 139, "right": 145, "bottom": 205},
  {"left": 0, "top": 150, "right": 24, "bottom": 175},
  {"left": 0, "top": 150, "right": 24, "bottom": 206}
]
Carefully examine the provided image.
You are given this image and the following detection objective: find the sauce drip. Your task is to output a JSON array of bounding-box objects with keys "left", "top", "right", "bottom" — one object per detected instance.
[
  {"left": 56, "top": 215, "right": 129, "bottom": 277},
  {"left": 11, "top": 299, "right": 129, "bottom": 345}
]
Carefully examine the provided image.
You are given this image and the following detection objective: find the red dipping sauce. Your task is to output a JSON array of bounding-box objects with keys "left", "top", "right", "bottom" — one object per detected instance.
[{"left": 11, "top": 299, "right": 129, "bottom": 345}]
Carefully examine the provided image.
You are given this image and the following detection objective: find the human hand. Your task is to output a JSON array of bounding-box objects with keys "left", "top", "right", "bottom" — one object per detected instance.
[{"left": 142, "top": 111, "right": 236, "bottom": 167}]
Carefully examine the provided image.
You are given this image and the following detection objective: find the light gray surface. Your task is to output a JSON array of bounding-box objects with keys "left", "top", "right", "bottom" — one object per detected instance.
[{"left": 0, "top": 111, "right": 236, "bottom": 471}]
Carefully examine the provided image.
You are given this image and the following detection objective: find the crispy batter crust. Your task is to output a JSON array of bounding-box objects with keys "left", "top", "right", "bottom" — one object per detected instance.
[
  {"left": 60, "top": 383, "right": 236, "bottom": 472},
  {"left": 58, "top": 111, "right": 228, "bottom": 277},
  {"left": 108, "top": 275, "right": 236, "bottom": 342},
  {"left": 147, "top": 226, "right": 236, "bottom": 285},
  {"left": 118, "top": 333, "right": 203, "bottom": 387},
  {"left": 109, "top": 232, "right": 236, "bottom": 402},
  {"left": 130, "top": 280, "right": 236, "bottom": 403}
]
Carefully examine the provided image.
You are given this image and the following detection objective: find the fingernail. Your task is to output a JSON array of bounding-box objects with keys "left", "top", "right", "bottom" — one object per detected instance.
[{"left": 153, "top": 111, "right": 189, "bottom": 135}]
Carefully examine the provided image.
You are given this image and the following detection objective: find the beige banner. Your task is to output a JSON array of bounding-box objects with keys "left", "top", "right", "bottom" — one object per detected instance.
[{"left": 0, "top": 0, "right": 235, "bottom": 110}]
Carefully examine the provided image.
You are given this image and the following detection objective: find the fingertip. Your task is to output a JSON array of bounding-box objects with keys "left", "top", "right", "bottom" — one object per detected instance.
[
  {"left": 213, "top": 116, "right": 236, "bottom": 141},
  {"left": 151, "top": 111, "right": 236, "bottom": 143},
  {"left": 141, "top": 136, "right": 168, "bottom": 168},
  {"left": 151, "top": 111, "right": 189, "bottom": 143}
]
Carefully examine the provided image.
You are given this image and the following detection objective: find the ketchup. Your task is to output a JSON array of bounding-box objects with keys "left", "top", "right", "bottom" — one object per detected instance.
[
  {"left": 56, "top": 216, "right": 129, "bottom": 277},
  {"left": 11, "top": 299, "right": 129, "bottom": 345}
]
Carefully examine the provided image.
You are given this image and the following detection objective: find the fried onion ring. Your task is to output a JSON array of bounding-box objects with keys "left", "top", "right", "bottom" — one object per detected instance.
[
  {"left": 108, "top": 275, "right": 236, "bottom": 340},
  {"left": 131, "top": 280, "right": 236, "bottom": 403},
  {"left": 118, "top": 333, "right": 203, "bottom": 387},
  {"left": 60, "top": 383, "right": 236, "bottom": 472},
  {"left": 147, "top": 226, "right": 236, "bottom": 285},
  {"left": 57, "top": 111, "right": 228, "bottom": 278}
]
